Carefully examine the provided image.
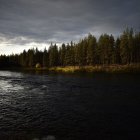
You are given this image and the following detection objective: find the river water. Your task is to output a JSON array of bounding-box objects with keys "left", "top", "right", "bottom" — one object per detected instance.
[{"left": 0, "top": 71, "right": 140, "bottom": 140}]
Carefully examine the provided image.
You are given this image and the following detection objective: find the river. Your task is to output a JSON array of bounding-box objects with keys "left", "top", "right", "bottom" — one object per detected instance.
[{"left": 0, "top": 71, "right": 140, "bottom": 140}]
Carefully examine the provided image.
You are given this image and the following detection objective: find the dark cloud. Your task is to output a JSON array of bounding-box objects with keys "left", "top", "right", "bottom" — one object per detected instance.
[{"left": 0, "top": 0, "right": 140, "bottom": 47}]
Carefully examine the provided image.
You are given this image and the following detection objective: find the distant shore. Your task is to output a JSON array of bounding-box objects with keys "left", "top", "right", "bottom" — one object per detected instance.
[
  {"left": 0, "top": 64, "right": 140, "bottom": 74},
  {"left": 24, "top": 64, "right": 140, "bottom": 74}
]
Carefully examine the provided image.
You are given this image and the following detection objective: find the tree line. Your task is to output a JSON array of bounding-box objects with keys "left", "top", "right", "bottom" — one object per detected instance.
[{"left": 0, "top": 28, "right": 140, "bottom": 68}]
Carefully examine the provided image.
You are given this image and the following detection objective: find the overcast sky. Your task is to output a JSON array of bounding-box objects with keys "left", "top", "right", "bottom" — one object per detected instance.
[{"left": 0, "top": 0, "right": 140, "bottom": 55}]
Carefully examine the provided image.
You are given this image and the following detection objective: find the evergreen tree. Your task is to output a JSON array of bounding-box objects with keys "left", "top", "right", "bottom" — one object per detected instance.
[
  {"left": 48, "top": 43, "right": 58, "bottom": 67},
  {"left": 43, "top": 48, "right": 49, "bottom": 67},
  {"left": 87, "top": 34, "right": 96, "bottom": 65},
  {"left": 59, "top": 43, "right": 66, "bottom": 66},
  {"left": 120, "top": 29, "right": 131, "bottom": 64},
  {"left": 115, "top": 38, "right": 121, "bottom": 64},
  {"left": 98, "top": 34, "right": 112, "bottom": 64}
]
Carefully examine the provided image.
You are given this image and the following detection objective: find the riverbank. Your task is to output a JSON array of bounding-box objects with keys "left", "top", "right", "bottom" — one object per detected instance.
[
  {"left": 0, "top": 64, "right": 139, "bottom": 74},
  {"left": 39, "top": 64, "right": 140, "bottom": 74},
  {"left": 25, "top": 64, "right": 140, "bottom": 73}
]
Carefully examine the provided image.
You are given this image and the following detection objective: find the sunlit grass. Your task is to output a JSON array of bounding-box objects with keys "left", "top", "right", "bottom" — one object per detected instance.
[
  {"left": 23, "top": 64, "right": 140, "bottom": 73},
  {"left": 48, "top": 64, "right": 140, "bottom": 73}
]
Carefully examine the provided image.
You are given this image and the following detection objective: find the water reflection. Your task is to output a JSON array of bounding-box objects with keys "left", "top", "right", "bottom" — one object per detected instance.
[
  {"left": 0, "top": 70, "right": 22, "bottom": 77},
  {"left": 0, "top": 79, "right": 24, "bottom": 93},
  {"left": 0, "top": 71, "right": 24, "bottom": 93},
  {"left": 0, "top": 71, "right": 24, "bottom": 108}
]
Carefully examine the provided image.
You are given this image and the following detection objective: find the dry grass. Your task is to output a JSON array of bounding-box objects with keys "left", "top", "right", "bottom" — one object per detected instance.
[
  {"left": 48, "top": 64, "right": 140, "bottom": 73},
  {"left": 23, "top": 64, "right": 140, "bottom": 74}
]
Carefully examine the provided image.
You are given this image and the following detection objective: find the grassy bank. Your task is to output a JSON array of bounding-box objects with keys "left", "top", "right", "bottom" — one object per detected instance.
[
  {"left": 48, "top": 64, "right": 140, "bottom": 74},
  {"left": 2, "top": 64, "right": 139, "bottom": 74}
]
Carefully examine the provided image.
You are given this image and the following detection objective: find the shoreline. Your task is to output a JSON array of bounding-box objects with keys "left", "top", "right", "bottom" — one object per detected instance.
[
  {"left": 27, "top": 64, "right": 140, "bottom": 74},
  {"left": 0, "top": 64, "right": 140, "bottom": 74}
]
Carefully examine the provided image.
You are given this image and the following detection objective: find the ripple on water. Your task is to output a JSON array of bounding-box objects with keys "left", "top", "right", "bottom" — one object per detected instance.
[
  {"left": 0, "top": 71, "right": 140, "bottom": 140},
  {"left": 0, "top": 79, "right": 24, "bottom": 93}
]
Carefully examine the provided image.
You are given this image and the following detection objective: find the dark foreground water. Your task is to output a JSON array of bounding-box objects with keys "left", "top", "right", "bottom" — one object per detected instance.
[{"left": 0, "top": 71, "right": 140, "bottom": 140}]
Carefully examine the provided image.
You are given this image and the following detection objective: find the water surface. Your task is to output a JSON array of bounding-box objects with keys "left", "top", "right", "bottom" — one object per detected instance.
[{"left": 0, "top": 71, "right": 140, "bottom": 140}]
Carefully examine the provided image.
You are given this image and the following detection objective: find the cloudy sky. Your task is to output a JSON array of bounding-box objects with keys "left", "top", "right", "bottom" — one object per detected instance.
[{"left": 0, "top": 0, "right": 140, "bottom": 55}]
